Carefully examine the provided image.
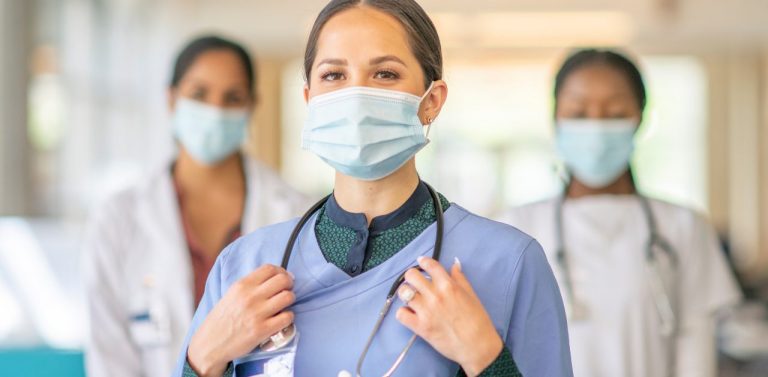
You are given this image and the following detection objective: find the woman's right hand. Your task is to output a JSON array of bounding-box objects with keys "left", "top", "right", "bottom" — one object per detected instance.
[{"left": 187, "top": 264, "right": 295, "bottom": 377}]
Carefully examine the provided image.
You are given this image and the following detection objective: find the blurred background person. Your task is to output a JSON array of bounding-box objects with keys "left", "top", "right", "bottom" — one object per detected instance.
[
  {"left": 496, "top": 49, "right": 742, "bottom": 377},
  {"left": 82, "top": 35, "right": 309, "bottom": 377}
]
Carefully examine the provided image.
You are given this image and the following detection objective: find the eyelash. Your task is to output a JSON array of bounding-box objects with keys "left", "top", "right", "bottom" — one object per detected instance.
[
  {"left": 374, "top": 69, "right": 399, "bottom": 80},
  {"left": 320, "top": 70, "right": 344, "bottom": 81},
  {"left": 318, "top": 69, "right": 401, "bottom": 81},
  {"left": 568, "top": 112, "right": 629, "bottom": 119}
]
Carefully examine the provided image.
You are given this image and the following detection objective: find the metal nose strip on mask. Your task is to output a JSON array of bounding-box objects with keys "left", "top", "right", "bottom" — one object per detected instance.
[{"left": 309, "top": 82, "right": 435, "bottom": 106}]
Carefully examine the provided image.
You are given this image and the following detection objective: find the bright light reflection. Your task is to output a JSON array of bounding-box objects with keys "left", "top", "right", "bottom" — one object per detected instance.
[{"left": 0, "top": 218, "right": 82, "bottom": 347}]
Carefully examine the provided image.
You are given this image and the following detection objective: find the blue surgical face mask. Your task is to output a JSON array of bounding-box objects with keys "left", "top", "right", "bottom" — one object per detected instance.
[
  {"left": 555, "top": 118, "right": 637, "bottom": 188},
  {"left": 302, "top": 83, "right": 434, "bottom": 181},
  {"left": 172, "top": 98, "right": 249, "bottom": 165}
]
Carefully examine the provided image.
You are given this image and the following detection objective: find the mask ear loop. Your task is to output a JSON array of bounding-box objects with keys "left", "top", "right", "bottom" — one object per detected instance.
[
  {"left": 419, "top": 81, "right": 435, "bottom": 101},
  {"left": 420, "top": 81, "right": 436, "bottom": 139},
  {"left": 425, "top": 118, "right": 433, "bottom": 139}
]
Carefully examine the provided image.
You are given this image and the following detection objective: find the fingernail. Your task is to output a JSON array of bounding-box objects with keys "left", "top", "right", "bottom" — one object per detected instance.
[
  {"left": 417, "top": 256, "right": 425, "bottom": 264},
  {"left": 454, "top": 257, "right": 462, "bottom": 271},
  {"left": 287, "top": 271, "right": 295, "bottom": 280},
  {"left": 398, "top": 285, "right": 416, "bottom": 304}
]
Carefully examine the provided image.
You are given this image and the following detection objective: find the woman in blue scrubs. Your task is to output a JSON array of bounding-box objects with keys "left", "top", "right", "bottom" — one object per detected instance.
[{"left": 174, "top": 1, "right": 572, "bottom": 376}]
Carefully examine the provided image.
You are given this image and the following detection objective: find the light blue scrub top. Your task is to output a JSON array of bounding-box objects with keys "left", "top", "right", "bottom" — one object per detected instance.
[{"left": 173, "top": 204, "right": 573, "bottom": 376}]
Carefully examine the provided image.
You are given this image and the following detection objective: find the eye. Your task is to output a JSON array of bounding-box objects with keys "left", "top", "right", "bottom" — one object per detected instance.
[
  {"left": 374, "top": 69, "right": 399, "bottom": 80},
  {"left": 190, "top": 88, "right": 207, "bottom": 100},
  {"left": 606, "top": 108, "right": 633, "bottom": 119},
  {"left": 320, "top": 70, "right": 345, "bottom": 81},
  {"left": 225, "top": 92, "right": 247, "bottom": 106}
]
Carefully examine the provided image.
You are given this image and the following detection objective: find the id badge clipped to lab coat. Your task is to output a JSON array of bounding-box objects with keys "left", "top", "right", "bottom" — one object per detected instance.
[
  {"left": 128, "top": 277, "right": 171, "bottom": 347},
  {"left": 234, "top": 326, "right": 299, "bottom": 377}
]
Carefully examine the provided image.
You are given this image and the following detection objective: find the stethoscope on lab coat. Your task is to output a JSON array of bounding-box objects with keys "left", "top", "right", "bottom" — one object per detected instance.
[
  {"left": 554, "top": 192, "right": 679, "bottom": 339},
  {"left": 257, "top": 183, "right": 444, "bottom": 377}
]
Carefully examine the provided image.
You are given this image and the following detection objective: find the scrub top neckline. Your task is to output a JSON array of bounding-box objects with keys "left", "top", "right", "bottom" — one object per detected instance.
[
  {"left": 324, "top": 181, "right": 432, "bottom": 235},
  {"left": 290, "top": 204, "right": 468, "bottom": 313}
]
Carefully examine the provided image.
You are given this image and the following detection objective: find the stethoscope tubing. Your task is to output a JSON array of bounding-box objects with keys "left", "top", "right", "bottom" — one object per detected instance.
[
  {"left": 554, "top": 193, "right": 680, "bottom": 339},
  {"left": 280, "top": 182, "right": 445, "bottom": 377}
]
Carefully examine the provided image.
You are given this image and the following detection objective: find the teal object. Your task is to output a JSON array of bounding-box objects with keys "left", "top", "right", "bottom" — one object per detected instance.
[{"left": 0, "top": 348, "right": 85, "bottom": 377}]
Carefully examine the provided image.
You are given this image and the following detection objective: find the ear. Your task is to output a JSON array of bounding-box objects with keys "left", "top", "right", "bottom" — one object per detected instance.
[
  {"left": 167, "top": 88, "right": 177, "bottom": 112},
  {"left": 303, "top": 83, "right": 310, "bottom": 104},
  {"left": 630, "top": 114, "right": 643, "bottom": 135},
  {"left": 249, "top": 91, "right": 260, "bottom": 113},
  {"left": 418, "top": 80, "right": 448, "bottom": 125}
]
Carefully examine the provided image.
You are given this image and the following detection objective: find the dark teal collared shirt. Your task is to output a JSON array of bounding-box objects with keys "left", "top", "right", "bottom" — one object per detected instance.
[{"left": 316, "top": 181, "right": 447, "bottom": 275}]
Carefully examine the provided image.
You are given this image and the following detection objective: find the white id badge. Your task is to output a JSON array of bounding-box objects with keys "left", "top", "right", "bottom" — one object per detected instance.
[
  {"left": 234, "top": 330, "right": 299, "bottom": 377},
  {"left": 128, "top": 300, "right": 171, "bottom": 347}
]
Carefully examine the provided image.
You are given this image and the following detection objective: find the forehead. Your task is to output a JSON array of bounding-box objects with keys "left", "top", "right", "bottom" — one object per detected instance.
[
  {"left": 316, "top": 6, "right": 412, "bottom": 58},
  {"left": 558, "top": 64, "right": 637, "bottom": 102},
  {"left": 182, "top": 49, "right": 248, "bottom": 83}
]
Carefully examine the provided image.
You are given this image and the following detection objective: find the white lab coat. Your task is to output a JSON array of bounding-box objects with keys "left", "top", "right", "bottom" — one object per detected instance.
[
  {"left": 497, "top": 195, "right": 741, "bottom": 377},
  {"left": 83, "top": 157, "right": 311, "bottom": 377}
]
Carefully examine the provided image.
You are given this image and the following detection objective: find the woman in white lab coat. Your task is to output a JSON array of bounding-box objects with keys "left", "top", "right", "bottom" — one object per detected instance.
[
  {"left": 83, "top": 35, "right": 309, "bottom": 377},
  {"left": 497, "top": 49, "right": 741, "bottom": 377}
]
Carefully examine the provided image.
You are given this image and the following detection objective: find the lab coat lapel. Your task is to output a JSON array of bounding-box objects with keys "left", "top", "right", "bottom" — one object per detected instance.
[
  {"left": 136, "top": 167, "right": 195, "bottom": 320},
  {"left": 241, "top": 157, "right": 262, "bottom": 234}
]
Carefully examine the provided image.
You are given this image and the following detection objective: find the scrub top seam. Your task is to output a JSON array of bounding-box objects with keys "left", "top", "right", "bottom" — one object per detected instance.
[
  {"left": 294, "top": 212, "right": 332, "bottom": 288},
  {"left": 217, "top": 236, "right": 252, "bottom": 291},
  {"left": 503, "top": 237, "right": 534, "bottom": 343}
]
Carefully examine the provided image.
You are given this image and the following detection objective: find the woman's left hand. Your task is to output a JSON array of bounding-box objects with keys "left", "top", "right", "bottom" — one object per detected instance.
[{"left": 396, "top": 256, "right": 503, "bottom": 377}]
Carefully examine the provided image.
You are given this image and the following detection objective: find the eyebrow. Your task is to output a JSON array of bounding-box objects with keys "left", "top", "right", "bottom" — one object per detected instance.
[
  {"left": 316, "top": 58, "right": 347, "bottom": 67},
  {"left": 315, "top": 55, "right": 407, "bottom": 68},
  {"left": 188, "top": 79, "right": 249, "bottom": 91},
  {"left": 369, "top": 55, "right": 406, "bottom": 66}
]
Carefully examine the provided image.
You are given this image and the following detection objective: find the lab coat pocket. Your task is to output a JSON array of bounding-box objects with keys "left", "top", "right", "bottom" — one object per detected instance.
[{"left": 128, "top": 299, "right": 172, "bottom": 347}]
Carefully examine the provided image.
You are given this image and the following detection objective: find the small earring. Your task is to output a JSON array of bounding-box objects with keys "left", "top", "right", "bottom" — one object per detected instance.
[{"left": 426, "top": 116, "right": 433, "bottom": 124}]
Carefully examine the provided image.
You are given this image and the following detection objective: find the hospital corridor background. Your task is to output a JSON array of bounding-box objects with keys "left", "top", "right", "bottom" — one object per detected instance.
[{"left": 1, "top": 0, "right": 768, "bottom": 376}]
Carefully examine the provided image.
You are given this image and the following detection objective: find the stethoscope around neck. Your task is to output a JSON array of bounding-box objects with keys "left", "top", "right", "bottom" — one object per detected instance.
[
  {"left": 554, "top": 188, "right": 679, "bottom": 337},
  {"left": 258, "top": 182, "right": 445, "bottom": 377}
]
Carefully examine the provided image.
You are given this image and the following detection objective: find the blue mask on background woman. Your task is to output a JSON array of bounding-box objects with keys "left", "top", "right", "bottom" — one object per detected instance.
[
  {"left": 302, "top": 84, "right": 434, "bottom": 181},
  {"left": 555, "top": 119, "right": 637, "bottom": 188},
  {"left": 173, "top": 98, "right": 249, "bottom": 165}
]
